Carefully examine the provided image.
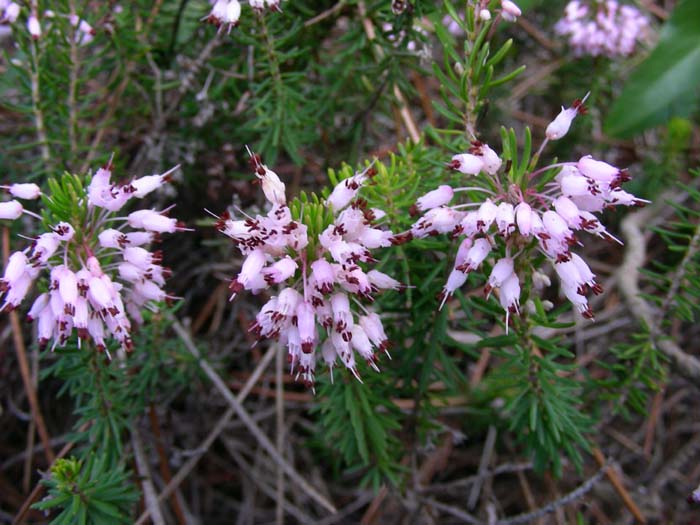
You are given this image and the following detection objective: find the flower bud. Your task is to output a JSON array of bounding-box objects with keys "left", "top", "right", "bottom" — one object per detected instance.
[
  {"left": 415, "top": 185, "right": 454, "bottom": 212},
  {"left": 546, "top": 106, "right": 578, "bottom": 140},
  {"left": 331, "top": 292, "right": 352, "bottom": 333},
  {"left": 350, "top": 325, "right": 377, "bottom": 369},
  {"left": 359, "top": 313, "right": 389, "bottom": 352},
  {"left": 449, "top": 153, "right": 483, "bottom": 175},
  {"left": 515, "top": 202, "right": 533, "bottom": 236},
  {"left": 0, "top": 200, "right": 23, "bottom": 220},
  {"left": 311, "top": 258, "right": 335, "bottom": 294},
  {"left": 9, "top": 183, "right": 40, "bottom": 200},
  {"left": 3, "top": 3, "right": 20, "bottom": 23},
  {"left": 3, "top": 251, "right": 28, "bottom": 284},
  {"left": 258, "top": 166, "right": 286, "bottom": 206},
  {"left": 577, "top": 156, "right": 619, "bottom": 184},
  {"left": 459, "top": 238, "right": 491, "bottom": 273},
  {"left": 367, "top": 270, "right": 401, "bottom": 291},
  {"left": 27, "top": 14, "right": 40, "bottom": 39},
  {"left": 478, "top": 144, "right": 502, "bottom": 175},
  {"left": 542, "top": 210, "right": 571, "bottom": 239},
  {"left": 553, "top": 196, "right": 582, "bottom": 228},
  {"left": 124, "top": 246, "right": 156, "bottom": 270},
  {"left": 296, "top": 301, "right": 316, "bottom": 353},
  {"left": 130, "top": 175, "right": 166, "bottom": 198},
  {"left": 488, "top": 258, "right": 514, "bottom": 289},
  {"left": 128, "top": 210, "right": 178, "bottom": 233},
  {"left": 98, "top": 229, "right": 125, "bottom": 249},
  {"left": 262, "top": 256, "right": 297, "bottom": 284},
  {"left": 496, "top": 202, "right": 515, "bottom": 236},
  {"left": 501, "top": 0, "right": 521, "bottom": 22},
  {"left": 477, "top": 199, "right": 498, "bottom": 231},
  {"left": 500, "top": 273, "right": 520, "bottom": 312}
]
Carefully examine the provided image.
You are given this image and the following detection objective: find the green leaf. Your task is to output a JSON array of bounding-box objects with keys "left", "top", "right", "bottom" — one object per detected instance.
[{"left": 604, "top": 0, "right": 700, "bottom": 137}]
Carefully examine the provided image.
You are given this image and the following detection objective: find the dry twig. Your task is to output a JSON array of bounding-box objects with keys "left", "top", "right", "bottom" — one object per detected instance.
[
  {"left": 169, "top": 318, "right": 337, "bottom": 514},
  {"left": 495, "top": 461, "right": 610, "bottom": 525},
  {"left": 131, "top": 427, "right": 166, "bottom": 525},
  {"left": 618, "top": 202, "right": 700, "bottom": 382},
  {"left": 592, "top": 447, "right": 646, "bottom": 524}
]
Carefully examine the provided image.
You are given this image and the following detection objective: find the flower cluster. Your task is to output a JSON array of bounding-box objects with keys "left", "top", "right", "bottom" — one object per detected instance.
[
  {"left": 0, "top": 162, "right": 183, "bottom": 355},
  {"left": 204, "top": 0, "right": 281, "bottom": 33},
  {"left": 554, "top": 1, "right": 650, "bottom": 58},
  {"left": 0, "top": 4, "right": 97, "bottom": 43},
  {"left": 405, "top": 101, "right": 646, "bottom": 327},
  {"left": 215, "top": 154, "right": 398, "bottom": 389}
]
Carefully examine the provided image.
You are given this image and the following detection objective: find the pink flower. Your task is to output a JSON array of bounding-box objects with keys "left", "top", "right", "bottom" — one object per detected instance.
[
  {"left": 496, "top": 203, "right": 515, "bottom": 236},
  {"left": 27, "top": 14, "right": 40, "bottom": 39},
  {"left": 8, "top": 183, "right": 41, "bottom": 200},
  {"left": 499, "top": 273, "right": 521, "bottom": 330},
  {"left": 501, "top": 0, "right": 521, "bottom": 22},
  {"left": 470, "top": 141, "right": 503, "bottom": 175},
  {"left": 555, "top": 1, "right": 650, "bottom": 58},
  {"left": 486, "top": 257, "right": 514, "bottom": 295},
  {"left": 410, "top": 131, "right": 644, "bottom": 321},
  {"left": 515, "top": 202, "right": 533, "bottom": 236},
  {"left": 204, "top": 0, "right": 241, "bottom": 32},
  {"left": 448, "top": 153, "right": 483, "bottom": 175},
  {"left": 127, "top": 209, "right": 180, "bottom": 233},
  {"left": 546, "top": 94, "right": 589, "bottom": 140},
  {"left": 456, "top": 238, "right": 491, "bottom": 274},
  {"left": 130, "top": 167, "right": 177, "bottom": 198},
  {"left": 217, "top": 155, "right": 396, "bottom": 388},
  {"left": 414, "top": 185, "right": 454, "bottom": 214},
  {"left": 0, "top": 200, "right": 23, "bottom": 220},
  {"left": 1, "top": 163, "right": 182, "bottom": 353},
  {"left": 1, "top": 3, "right": 21, "bottom": 24}
]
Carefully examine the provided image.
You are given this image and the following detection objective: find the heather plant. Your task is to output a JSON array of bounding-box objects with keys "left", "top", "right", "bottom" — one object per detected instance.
[{"left": 1, "top": 0, "right": 699, "bottom": 523}]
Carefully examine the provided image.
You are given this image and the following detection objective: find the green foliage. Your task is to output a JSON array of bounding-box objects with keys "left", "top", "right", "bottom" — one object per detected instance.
[
  {"left": 500, "top": 125, "right": 533, "bottom": 186},
  {"left": 235, "top": 12, "right": 320, "bottom": 165},
  {"left": 315, "top": 375, "right": 404, "bottom": 489},
  {"left": 493, "top": 342, "right": 591, "bottom": 475},
  {"left": 42, "top": 172, "right": 89, "bottom": 229},
  {"left": 33, "top": 454, "right": 139, "bottom": 525},
  {"left": 431, "top": 1, "right": 525, "bottom": 140},
  {"left": 646, "top": 171, "right": 700, "bottom": 323},
  {"left": 595, "top": 336, "right": 666, "bottom": 418},
  {"left": 42, "top": 311, "right": 193, "bottom": 460},
  {"left": 604, "top": 0, "right": 700, "bottom": 137}
]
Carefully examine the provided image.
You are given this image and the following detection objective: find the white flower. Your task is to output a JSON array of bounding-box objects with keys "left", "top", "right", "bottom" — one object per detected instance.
[
  {"left": 501, "top": 0, "right": 521, "bottom": 22},
  {"left": 449, "top": 153, "right": 483, "bottom": 175},
  {"left": 0, "top": 200, "right": 23, "bottom": 220},
  {"left": 27, "top": 14, "right": 40, "bottom": 39},
  {"left": 9, "top": 183, "right": 41, "bottom": 200},
  {"left": 414, "top": 185, "right": 454, "bottom": 213},
  {"left": 546, "top": 94, "right": 589, "bottom": 140}
]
